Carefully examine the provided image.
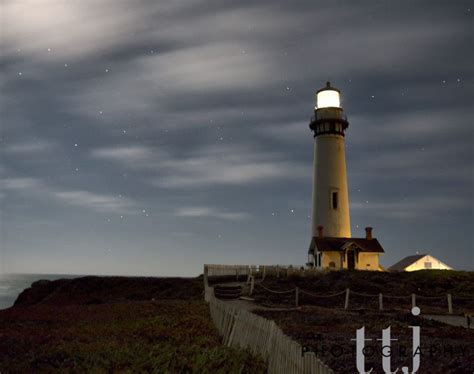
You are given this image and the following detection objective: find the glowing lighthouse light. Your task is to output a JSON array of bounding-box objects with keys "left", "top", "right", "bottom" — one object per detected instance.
[{"left": 316, "top": 82, "right": 341, "bottom": 109}]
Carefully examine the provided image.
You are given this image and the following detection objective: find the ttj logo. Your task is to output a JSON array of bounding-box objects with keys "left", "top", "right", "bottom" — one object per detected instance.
[{"left": 352, "top": 306, "right": 421, "bottom": 374}]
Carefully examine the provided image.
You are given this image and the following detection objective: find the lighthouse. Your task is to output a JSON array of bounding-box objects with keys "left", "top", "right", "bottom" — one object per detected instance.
[
  {"left": 307, "top": 82, "right": 385, "bottom": 270},
  {"left": 310, "top": 82, "right": 351, "bottom": 238}
]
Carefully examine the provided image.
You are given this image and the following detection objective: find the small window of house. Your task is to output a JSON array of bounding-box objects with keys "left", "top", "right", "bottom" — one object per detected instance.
[
  {"left": 332, "top": 191, "right": 338, "bottom": 209},
  {"left": 329, "top": 261, "right": 336, "bottom": 268},
  {"left": 424, "top": 262, "right": 432, "bottom": 269}
]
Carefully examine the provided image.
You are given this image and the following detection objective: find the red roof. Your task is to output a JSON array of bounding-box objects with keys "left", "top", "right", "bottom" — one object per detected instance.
[{"left": 309, "top": 237, "right": 385, "bottom": 254}]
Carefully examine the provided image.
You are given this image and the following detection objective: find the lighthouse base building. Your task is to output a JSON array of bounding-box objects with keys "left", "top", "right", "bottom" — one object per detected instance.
[
  {"left": 308, "top": 227, "right": 384, "bottom": 271},
  {"left": 307, "top": 82, "right": 385, "bottom": 271}
]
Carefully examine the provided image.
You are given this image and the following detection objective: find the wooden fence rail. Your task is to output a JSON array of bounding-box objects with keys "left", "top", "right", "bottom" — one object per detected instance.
[
  {"left": 205, "top": 267, "right": 334, "bottom": 374},
  {"left": 206, "top": 264, "right": 471, "bottom": 314},
  {"left": 205, "top": 264, "right": 324, "bottom": 279}
]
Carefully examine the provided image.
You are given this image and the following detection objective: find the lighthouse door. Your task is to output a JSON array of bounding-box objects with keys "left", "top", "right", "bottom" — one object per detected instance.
[{"left": 347, "top": 250, "right": 355, "bottom": 270}]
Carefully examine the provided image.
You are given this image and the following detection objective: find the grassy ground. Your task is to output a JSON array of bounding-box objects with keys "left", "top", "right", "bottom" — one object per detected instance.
[
  {"left": 0, "top": 277, "right": 266, "bottom": 373},
  {"left": 255, "top": 306, "right": 474, "bottom": 373},
  {"left": 249, "top": 270, "right": 474, "bottom": 373},
  {"left": 251, "top": 270, "right": 474, "bottom": 313}
]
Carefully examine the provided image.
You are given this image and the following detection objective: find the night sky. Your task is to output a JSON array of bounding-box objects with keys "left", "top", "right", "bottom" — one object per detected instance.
[{"left": 1, "top": 1, "right": 473, "bottom": 276}]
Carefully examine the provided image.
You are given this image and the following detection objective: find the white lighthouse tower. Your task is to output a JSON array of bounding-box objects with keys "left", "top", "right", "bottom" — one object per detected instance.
[
  {"left": 310, "top": 82, "right": 351, "bottom": 238},
  {"left": 307, "top": 82, "right": 385, "bottom": 270}
]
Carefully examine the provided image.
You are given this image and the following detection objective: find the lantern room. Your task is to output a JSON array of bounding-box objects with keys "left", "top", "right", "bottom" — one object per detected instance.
[{"left": 316, "top": 82, "right": 341, "bottom": 109}]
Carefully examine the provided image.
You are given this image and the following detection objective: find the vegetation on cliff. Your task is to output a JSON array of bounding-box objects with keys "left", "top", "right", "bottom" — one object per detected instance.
[{"left": 0, "top": 276, "right": 266, "bottom": 373}]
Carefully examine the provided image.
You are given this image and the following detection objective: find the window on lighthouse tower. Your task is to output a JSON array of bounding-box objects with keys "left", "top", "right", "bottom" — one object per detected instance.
[{"left": 332, "top": 191, "right": 339, "bottom": 210}]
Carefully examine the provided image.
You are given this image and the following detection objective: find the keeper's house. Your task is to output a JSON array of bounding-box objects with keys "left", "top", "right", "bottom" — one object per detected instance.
[
  {"left": 388, "top": 254, "right": 453, "bottom": 272},
  {"left": 308, "top": 226, "right": 385, "bottom": 271}
]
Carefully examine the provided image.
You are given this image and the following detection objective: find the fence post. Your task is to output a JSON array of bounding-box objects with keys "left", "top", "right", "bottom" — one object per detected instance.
[
  {"left": 295, "top": 287, "right": 299, "bottom": 307},
  {"left": 204, "top": 265, "right": 209, "bottom": 288},
  {"left": 262, "top": 266, "right": 266, "bottom": 280},
  {"left": 379, "top": 293, "right": 383, "bottom": 311},
  {"left": 412, "top": 293, "right": 416, "bottom": 308},
  {"left": 344, "top": 288, "right": 350, "bottom": 309},
  {"left": 250, "top": 276, "right": 255, "bottom": 296},
  {"left": 447, "top": 293, "right": 453, "bottom": 314}
]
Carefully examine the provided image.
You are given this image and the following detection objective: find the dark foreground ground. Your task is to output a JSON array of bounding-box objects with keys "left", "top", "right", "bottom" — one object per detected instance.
[
  {"left": 250, "top": 270, "right": 474, "bottom": 313},
  {"left": 0, "top": 276, "right": 266, "bottom": 373},
  {"left": 256, "top": 306, "right": 474, "bottom": 373},
  {"left": 250, "top": 270, "right": 474, "bottom": 373},
  {"left": 2, "top": 271, "right": 472, "bottom": 373}
]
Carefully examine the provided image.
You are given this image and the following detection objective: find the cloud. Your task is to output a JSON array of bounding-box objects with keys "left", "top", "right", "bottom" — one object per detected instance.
[
  {"left": 91, "top": 143, "right": 307, "bottom": 188},
  {"left": 351, "top": 196, "right": 470, "bottom": 220},
  {"left": 1, "top": 0, "right": 472, "bottom": 274},
  {"left": 156, "top": 144, "right": 307, "bottom": 188},
  {"left": 1, "top": 1, "right": 151, "bottom": 61},
  {"left": 4, "top": 140, "right": 56, "bottom": 154},
  {"left": 1, "top": 176, "right": 137, "bottom": 215},
  {"left": 174, "top": 206, "right": 250, "bottom": 220},
  {"left": 257, "top": 120, "right": 310, "bottom": 143},
  {"left": 54, "top": 190, "right": 136, "bottom": 214},
  {"left": 90, "top": 145, "right": 156, "bottom": 166},
  {"left": 157, "top": 155, "right": 306, "bottom": 188},
  {"left": 1, "top": 177, "right": 41, "bottom": 190}
]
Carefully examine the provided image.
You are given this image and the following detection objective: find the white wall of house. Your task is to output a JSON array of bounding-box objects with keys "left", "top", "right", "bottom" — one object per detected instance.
[
  {"left": 404, "top": 255, "right": 452, "bottom": 271},
  {"left": 320, "top": 251, "right": 381, "bottom": 271},
  {"left": 357, "top": 253, "right": 380, "bottom": 271}
]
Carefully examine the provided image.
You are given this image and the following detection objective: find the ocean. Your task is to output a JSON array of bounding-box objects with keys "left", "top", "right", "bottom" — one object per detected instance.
[{"left": 0, "top": 273, "right": 79, "bottom": 310}]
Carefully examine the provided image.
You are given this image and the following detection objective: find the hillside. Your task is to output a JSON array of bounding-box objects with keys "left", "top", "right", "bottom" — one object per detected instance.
[
  {"left": 0, "top": 276, "right": 266, "bottom": 373},
  {"left": 14, "top": 275, "right": 204, "bottom": 306}
]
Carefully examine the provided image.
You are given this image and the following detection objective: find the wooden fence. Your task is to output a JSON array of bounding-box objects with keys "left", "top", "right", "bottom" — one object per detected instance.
[
  {"left": 204, "top": 267, "right": 333, "bottom": 374},
  {"left": 205, "top": 264, "right": 323, "bottom": 279},
  {"left": 253, "top": 282, "right": 466, "bottom": 314},
  {"left": 206, "top": 264, "right": 472, "bottom": 314},
  {"left": 207, "top": 290, "right": 333, "bottom": 374}
]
